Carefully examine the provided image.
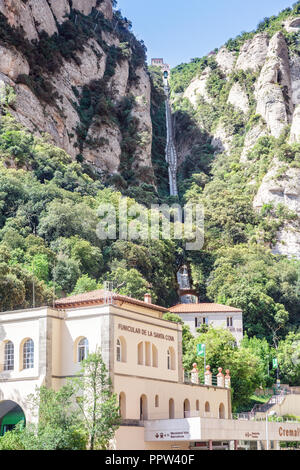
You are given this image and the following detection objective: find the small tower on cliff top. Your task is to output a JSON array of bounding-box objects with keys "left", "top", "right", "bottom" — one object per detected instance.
[{"left": 151, "top": 58, "right": 170, "bottom": 77}]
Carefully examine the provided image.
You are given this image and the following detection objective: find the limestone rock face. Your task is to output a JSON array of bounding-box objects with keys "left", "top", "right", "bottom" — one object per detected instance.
[
  {"left": 0, "top": 0, "right": 153, "bottom": 178},
  {"left": 216, "top": 47, "right": 236, "bottom": 75},
  {"left": 290, "top": 105, "right": 300, "bottom": 143},
  {"left": 0, "top": 0, "right": 39, "bottom": 40},
  {"left": 290, "top": 53, "right": 300, "bottom": 106},
  {"left": 227, "top": 82, "right": 249, "bottom": 114},
  {"left": 27, "top": 0, "right": 58, "bottom": 36},
  {"left": 211, "top": 124, "right": 233, "bottom": 154},
  {"left": 129, "top": 66, "right": 153, "bottom": 168},
  {"left": 284, "top": 17, "right": 300, "bottom": 33},
  {"left": 0, "top": 45, "right": 29, "bottom": 80},
  {"left": 235, "top": 33, "right": 269, "bottom": 71},
  {"left": 47, "top": 0, "right": 70, "bottom": 24},
  {"left": 83, "top": 122, "right": 122, "bottom": 174},
  {"left": 71, "top": 0, "right": 97, "bottom": 16},
  {"left": 97, "top": 0, "right": 113, "bottom": 20},
  {"left": 255, "top": 32, "right": 291, "bottom": 138},
  {"left": 254, "top": 161, "right": 300, "bottom": 257},
  {"left": 183, "top": 67, "right": 212, "bottom": 107},
  {"left": 240, "top": 123, "right": 267, "bottom": 162}
]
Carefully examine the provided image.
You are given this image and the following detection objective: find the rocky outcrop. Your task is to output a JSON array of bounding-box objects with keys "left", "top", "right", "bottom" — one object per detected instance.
[
  {"left": 28, "top": 0, "right": 58, "bottom": 36},
  {"left": 240, "top": 123, "right": 267, "bottom": 162},
  {"left": 47, "top": 0, "right": 70, "bottom": 24},
  {"left": 284, "top": 17, "right": 300, "bottom": 33},
  {"left": 129, "top": 67, "right": 153, "bottom": 167},
  {"left": 216, "top": 47, "right": 236, "bottom": 76},
  {"left": 0, "top": 0, "right": 154, "bottom": 179},
  {"left": 0, "top": 45, "right": 29, "bottom": 80},
  {"left": 211, "top": 123, "right": 233, "bottom": 154},
  {"left": 235, "top": 33, "right": 269, "bottom": 72},
  {"left": 254, "top": 160, "right": 300, "bottom": 257},
  {"left": 290, "top": 105, "right": 300, "bottom": 143},
  {"left": 183, "top": 67, "right": 212, "bottom": 107},
  {"left": 227, "top": 82, "right": 249, "bottom": 114},
  {"left": 255, "top": 32, "right": 292, "bottom": 138},
  {"left": 290, "top": 53, "right": 300, "bottom": 106}
]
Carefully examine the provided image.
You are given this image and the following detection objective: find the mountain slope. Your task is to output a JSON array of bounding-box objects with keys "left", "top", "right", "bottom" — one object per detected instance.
[
  {"left": 0, "top": 0, "right": 155, "bottom": 188},
  {"left": 171, "top": 2, "right": 300, "bottom": 258}
]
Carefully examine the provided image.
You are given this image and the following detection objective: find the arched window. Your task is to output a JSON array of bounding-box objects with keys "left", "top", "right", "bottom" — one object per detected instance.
[
  {"left": 4, "top": 341, "right": 14, "bottom": 371},
  {"left": 23, "top": 339, "right": 34, "bottom": 369},
  {"left": 169, "top": 398, "right": 175, "bottom": 419},
  {"left": 119, "top": 392, "right": 126, "bottom": 419},
  {"left": 140, "top": 394, "right": 148, "bottom": 421},
  {"left": 219, "top": 403, "right": 225, "bottom": 419},
  {"left": 167, "top": 347, "right": 175, "bottom": 370},
  {"left": 205, "top": 401, "right": 210, "bottom": 413},
  {"left": 184, "top": 399, "right": 190, "bottom": 418},
  {"left": 155, "top": 395, "right": 159, "bottom": 408},
  {"left": 116, "top": 337, "right": 127, "bottom": 363},
  {"left": 78, "top": 338, "right": 89, "bottom": 363}
]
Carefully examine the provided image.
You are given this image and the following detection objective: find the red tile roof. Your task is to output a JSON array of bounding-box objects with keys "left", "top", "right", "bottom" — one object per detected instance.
[
  {"left": 55, "top": 289, "right": 168, "bottom": 312},
  {"left": 169, "top": 303, "right": 242, "bottom": 314}
]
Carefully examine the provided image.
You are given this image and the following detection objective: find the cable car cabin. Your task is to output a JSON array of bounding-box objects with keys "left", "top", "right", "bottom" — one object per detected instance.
[{"left": 164, "top": 71, "right": 169, "bottom": 79}]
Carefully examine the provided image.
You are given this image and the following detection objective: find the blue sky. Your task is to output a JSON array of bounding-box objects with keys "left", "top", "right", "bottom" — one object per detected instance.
[{"left": 116, "top": 0, "right": 295, "bottom": 67}]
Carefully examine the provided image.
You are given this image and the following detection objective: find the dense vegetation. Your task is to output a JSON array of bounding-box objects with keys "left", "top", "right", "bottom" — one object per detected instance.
[
  {"left": 0, "top": 0, "right": 299, "bottom": 405},
  {"left": 0, "top": 351, "right": 120, "bottom": 450}
]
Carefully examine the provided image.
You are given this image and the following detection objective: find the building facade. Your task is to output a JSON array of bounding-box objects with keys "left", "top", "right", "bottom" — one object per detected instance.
[
  {"left": 0, "top": 291, "right": 233, "bottom": 449},
  {"left": 0, "top": 290, "right": 299, "bottom": 450},
  {"left": 151, "top": 58, "right": 170, "bottom": 77},
  {"left": 170, "top": 303, "right": 243, "bottom": 344}
]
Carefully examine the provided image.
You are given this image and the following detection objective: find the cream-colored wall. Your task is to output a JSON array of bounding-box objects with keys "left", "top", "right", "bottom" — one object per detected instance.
[
  {"left": 0, "top": 303, "right": 230, "bottom": 440},
  {"left": 60, "top": 307, "right": 110, "bottom": 376},
  {"left": 113, "top": 308, "right": 182, "bottom": 382},
  {"left": 255, "top": 395, "right": 300, "bottom": 418},
  {"left": 114, "top": 375, "right": 231, "bottom": 421},
  {"left": 178, "top": 312, "right": 243, "bottom": 343},
  {"left": 114, "top": 426, "right": 190, "bottom": 450}
]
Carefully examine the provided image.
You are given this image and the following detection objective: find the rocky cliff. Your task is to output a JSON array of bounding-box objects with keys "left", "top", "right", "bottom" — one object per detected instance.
[
  {"left": 171, "top": 11, "right": 300, "bottom": 258},
  {"left": 0, "top": 0, "right": 154, "bottom": 182}
]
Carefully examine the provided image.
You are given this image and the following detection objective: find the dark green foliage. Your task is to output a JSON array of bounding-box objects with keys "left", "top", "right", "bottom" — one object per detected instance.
[{"left": 148, "top": 66, "right": 169, "bottom": 197}]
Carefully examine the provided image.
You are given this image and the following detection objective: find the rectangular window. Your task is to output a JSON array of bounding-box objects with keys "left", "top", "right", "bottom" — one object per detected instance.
[{"left": 227, "top": 317, "right": 233, "bottom": 327}]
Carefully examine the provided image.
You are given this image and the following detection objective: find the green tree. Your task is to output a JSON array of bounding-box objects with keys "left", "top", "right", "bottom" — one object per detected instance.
[
  {"left": 184, "top": 327, "right": 263, "bottom": 409},
  {"left": 277, "top": 332, "right": 300, "bottom": 386},
  {"left": 72, "top": 350, "right": 121, "bottom": 450},
  {"left": 72, "top": 275, "right": 98, "bottom": 295}
]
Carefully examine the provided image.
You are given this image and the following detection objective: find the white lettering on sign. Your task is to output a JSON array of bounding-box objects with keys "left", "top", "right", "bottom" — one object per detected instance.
[{"left": 118, "top": 324, "right": 175, "bottom": 341}]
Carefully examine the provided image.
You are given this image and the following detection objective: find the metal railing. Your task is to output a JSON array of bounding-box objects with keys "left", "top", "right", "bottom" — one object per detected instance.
[
  {"left": 251, "top": 390, "right": 287, "bottom": 414},
  {"left": 232, "top": 413, "right": 300, "bottom": 423}
]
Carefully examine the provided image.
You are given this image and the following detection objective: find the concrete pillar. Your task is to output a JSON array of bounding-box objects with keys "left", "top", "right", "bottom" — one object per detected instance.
[
  {"left": 205, "top": 365, "right": 212, "bottom": 386},
  {"left": 257, "top": 441, "right": 262, "bottom": 451},
  {"left": 217, "top": 367, "right": 225, "bottom": 388},
  {"left": 209, "top": 440, "right": 213, "bottom": 451},
  {"left": 234, "top": 440, "right": 238, "bottom": 450},
  {"left": 225, "top": 369, "right": 231, "bottom": 389},
  {"left": 191, "top": 363, "right": 199, "bottom": 385}
]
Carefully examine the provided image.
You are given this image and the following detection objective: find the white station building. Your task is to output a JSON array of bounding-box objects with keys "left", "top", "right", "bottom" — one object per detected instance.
[{"left": 0, "top": 290, "right": 299, "bottom": 450}]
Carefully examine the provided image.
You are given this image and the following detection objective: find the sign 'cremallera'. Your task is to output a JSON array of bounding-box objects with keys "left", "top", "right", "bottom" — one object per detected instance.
[{"left": 118, "top": 323, "right": 175, "bottom": 342}]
